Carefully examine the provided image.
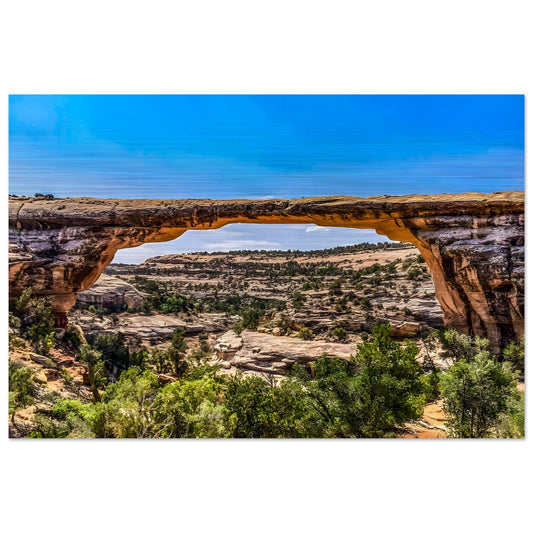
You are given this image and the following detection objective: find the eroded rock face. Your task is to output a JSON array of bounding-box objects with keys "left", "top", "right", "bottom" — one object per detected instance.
[
  {"left": 74, "top": 312, "right": 233, "bottom": 346},
  {"left": 76, "top": 274, "right": 145, "bottom": 311},
  {"left": 8, "top": 192, "right": 524, "bottom": 351},
  {"left": 216, "top": 331, "right": 356, "bottom": 375}
]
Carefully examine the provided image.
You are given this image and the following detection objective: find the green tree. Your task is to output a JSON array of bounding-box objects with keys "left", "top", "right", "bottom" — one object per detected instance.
[
  {"left": 190, "top": 339, "right": 211, "bottom": 367},
  {"left": 168, "top": 327, "right": 189, "bottom": 377},
  {"left": 360, "top": 297, "right": 372, "bottom": 310},
  {"left": 328, "top": 279, "right": 343, "bottom": 296},
  {"left": 99, "top": 367, "right": 160, "bottom": 438},
  {"left": 79, "top": 345, "right": 107, "bottom": 403},
  {"left": 441, "top": 353, "right": 516, "bottom": 438},
  {"left": 495, "top": 389, "right": 524, "bottom": 438},
  {"left": 349, "top": 324, "right": 424, "bottom": 437},
  {"left": 129, "top": 348, "right": 149, "bottom": 369},
  {"left": 31, "top": 398, "right": 99, "bottom": 438},
  {"left": 241, "top": 308, "right": 262, "bottom": 330},
  {"left": 9, "top": 362, "right": 35, "bottom": 427},
  {"left": 407, "top": 266, "right": 422, "bottom": 280},
  {"left": 223, "top": 372, "right": 274, "bottom": 438},
  {"left": 152, "top": 376, "right": 228, "bottom": 438},
  {"left": 502, "top": 337, "right": 524, "bottom": 375},
  {"left": 290, "top": 324, "right": 425, "bottom": 438},
  {"left": 297, "top": 327, "right": 313, "bottom": 340},
  {"left": 291, "top": 291, "right": 306, "bottom": 310},
  {"left": 149, "top": 349, "right": 174, "bottom": 374},
  {"left": 332, "top": 326, "right": 347, "bottom": 341},
  {"left": 10, "top": 288, "right": 56, "bottom": 355},
  {"left": 289, "top": 357, "right": 360, "bottom": 438},
  {"left": 87, "top": 332, "right": 130, "bottom": 370},
  {"left": 440, "top": 329, "right": 489, "bottom": 362}
]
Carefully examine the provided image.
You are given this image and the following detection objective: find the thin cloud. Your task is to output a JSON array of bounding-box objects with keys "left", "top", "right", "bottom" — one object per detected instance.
[{"left": 305, "top": 226, "right": 333, "bottom": 233}]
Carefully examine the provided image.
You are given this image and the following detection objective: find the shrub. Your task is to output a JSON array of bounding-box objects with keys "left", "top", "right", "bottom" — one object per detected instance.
[
  {"left": 407, "top": 267, "right": 422, "bottom": 280},
  {"left": 440, "top": 329, "right": 490, "bottom": 362},
  {"left": 360, "top": 297, "right": 372, "bottom": 310},
  {"left": 503, "top": 337, "right": 524, "bottom": 374},
  {"left": 291, "top": 292, "right": 306, "bottom": 309},
  {"left": 10, "top": 288, "right": 56, "bottom": 355},
  {"left": 232, "top": 322, "right": 244, "bottom": 335},
  {"left": 332, "top": 326, "right": 347, "bottom": 342},
  {"left": 297, "top": 327, "right": 314, "bottom": 340},
  {"left": 328, "top": 279, "right": 343, "bottom": 296},
  {"left": 441, "top": 353, "right": 516, "bottom": 438},
  {"left": 9, "top": 362, "right": 35, "bottom": 426}
]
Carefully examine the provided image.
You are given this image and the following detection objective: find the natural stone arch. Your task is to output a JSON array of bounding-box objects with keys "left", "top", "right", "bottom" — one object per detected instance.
[{"left": 8, "top": 192, "right": 524, "bottom": 351}]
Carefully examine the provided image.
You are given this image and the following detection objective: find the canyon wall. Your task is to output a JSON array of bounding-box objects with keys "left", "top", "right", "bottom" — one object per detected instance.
[{"left": 8, "top": 192, "right": 524, "bottom": 351}]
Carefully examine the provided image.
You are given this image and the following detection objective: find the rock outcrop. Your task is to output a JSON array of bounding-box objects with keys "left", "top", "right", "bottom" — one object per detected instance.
[
  {"left": 215, "top": 331, "right": 357, "bottom": 374},
  {"left": 75, "top": 312, "right": 234, "bottom": 346},
  {"left": 76, "top": 274, "right": 145, "bottom": 311},
  {"left": 8, "top": 192, "right": 524, "bottom": 351}
]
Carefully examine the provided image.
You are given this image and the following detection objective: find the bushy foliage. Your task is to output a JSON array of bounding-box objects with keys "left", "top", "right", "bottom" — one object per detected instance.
[
  {"left": 10, "top": 288, "right": 56, "bottom": 354},
  {"left": 407, "top": 266, "right": 423, "bottom": 280},
  {"left": 31, "top": 398, "right": 100, "bottom": 438},
  {"left": 332, "top": 326, "right": 347, "bottom": 341},
  {"left": 441, "top": 353, "right": 517, "bottom": 438},
  {"left": 440, "top": 329, "right": 490, "bottom": 362},
  {"left": 328, "top": 279, "right": 343, "bottom": 296},
  {"left": 349, "top": 324, "right": 424, "bottom": 436},
  {"left": 291, "top": 291, "right": 306, "bottom": 309},
  {"left": 360, "top": 297, "right": 372, "bottom": 310},
  {"left": 494, "top": 389, "right": 525, "bottom": 438},
  {"left": 29, "top": 324, "right": 428, "bottom": 438},
  {"left": 503, "top": 337, "right": 524, "bottom": 374},
  {"left": 86, "top": 332, "right": 130, "bottom": 370},
  {"left": 9, "top": 362, "right": 35, "bottom": 425},
  {"left": 167, "top": 328, "right": 189, "bottom": 377},
  {"left": 152, "top": 375, "right": 229, "bottom": 438},
  {"left": 297, "top": 327, "right": 313, "bottom": 340},
  {"left": 190, "top": 340, "right": 212, "bottom": 367},
  {"left": 79, "top": 345, "right": 107, "bottom": 402}
]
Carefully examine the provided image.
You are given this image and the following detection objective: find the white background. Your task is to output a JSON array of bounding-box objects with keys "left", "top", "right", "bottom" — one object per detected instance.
[{"left": 1, "top": 1, "right": 531, "bottom": 532}]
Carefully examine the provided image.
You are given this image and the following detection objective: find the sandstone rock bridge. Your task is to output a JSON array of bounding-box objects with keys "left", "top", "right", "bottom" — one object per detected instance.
[{"left": 9, "top": 192, "right": 524, "bottom": 352}]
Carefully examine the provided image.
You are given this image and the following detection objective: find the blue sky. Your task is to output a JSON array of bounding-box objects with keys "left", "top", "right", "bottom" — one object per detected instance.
[{"left": 9, "top": 95, "right": 524, "bottom": 262}]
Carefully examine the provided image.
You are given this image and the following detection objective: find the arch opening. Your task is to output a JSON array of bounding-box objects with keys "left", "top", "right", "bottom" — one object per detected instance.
[
  {"left": 112, "top": 224, "right": 394, "bottom": 264},
  {"left": 78, "top": 224, "right": 445, "bottom": 359}
]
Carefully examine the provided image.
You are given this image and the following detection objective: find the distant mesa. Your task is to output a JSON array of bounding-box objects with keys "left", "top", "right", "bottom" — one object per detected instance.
[{"left": 8, "top": 192, "right": 524, "bottom": 351}]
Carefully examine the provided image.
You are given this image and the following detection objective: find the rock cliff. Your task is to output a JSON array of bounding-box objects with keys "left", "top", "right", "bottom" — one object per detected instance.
[
  {"left": 76, "top": 274, "right": 145, "bottom": 311},
  {"left": 8, "top": 192, "right": 524, "bottom": 351}
]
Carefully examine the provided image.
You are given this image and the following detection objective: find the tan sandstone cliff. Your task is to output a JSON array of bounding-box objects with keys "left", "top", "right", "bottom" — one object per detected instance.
[{"left": 8, "top": 192, "right": 524, "bottom": 351}]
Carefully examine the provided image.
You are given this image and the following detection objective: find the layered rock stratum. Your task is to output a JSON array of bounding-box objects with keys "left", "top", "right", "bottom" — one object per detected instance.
[
  {"left": 8, "top": 192, "right": 524, "bottom": 351},
  {"left": 76, "top": 274, "right": 145, "bottom": 311}
]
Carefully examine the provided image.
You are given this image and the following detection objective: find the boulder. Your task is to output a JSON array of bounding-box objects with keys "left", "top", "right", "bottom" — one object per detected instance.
[
  {"left": 66, "top": 323, "right": 87, "bottom": 345},
  {"left": 76, "top": 274, "right": 145, "bottom": 311},
  {"left": 30, "top": 353, "right": 53, "bottom": 366},
  {"left": 32, "top": 371, "right": 48, "bottom": 384},
  {"left": 214, "top": 331, "right": 244, "bottom": 360},
  {"left": 390, "top": 321, "right": 421, "bottom": 338},
  {"left": 223, "top": 331, "right": 357, "bottom": 375}
]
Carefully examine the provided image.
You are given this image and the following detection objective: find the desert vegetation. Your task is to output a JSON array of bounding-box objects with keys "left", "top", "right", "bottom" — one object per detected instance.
[{"left": 8, "top": 249, "right": 524, "bottom": 438}]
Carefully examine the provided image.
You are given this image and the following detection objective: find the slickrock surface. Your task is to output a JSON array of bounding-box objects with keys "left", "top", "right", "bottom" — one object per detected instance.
[
  {"left": 73, "top": 311, "right": 233, "bottom": 344},
  {"left": 76, "top": 274, "right": 145, "bottom": 311},
  {"left": 216, "top": 331, "right": 357, "bottom": 374},
  {"left": 9, "top": 192, "right": 524, "bottom": 350}
]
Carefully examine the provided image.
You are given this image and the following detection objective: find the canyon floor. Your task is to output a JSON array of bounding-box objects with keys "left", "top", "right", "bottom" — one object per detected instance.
[
  {"left": 10, "top": 242, "right": 450, "bottom": 438},
  {"left": 81, "top": 243, "right": 447, "bottom": 370}
]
